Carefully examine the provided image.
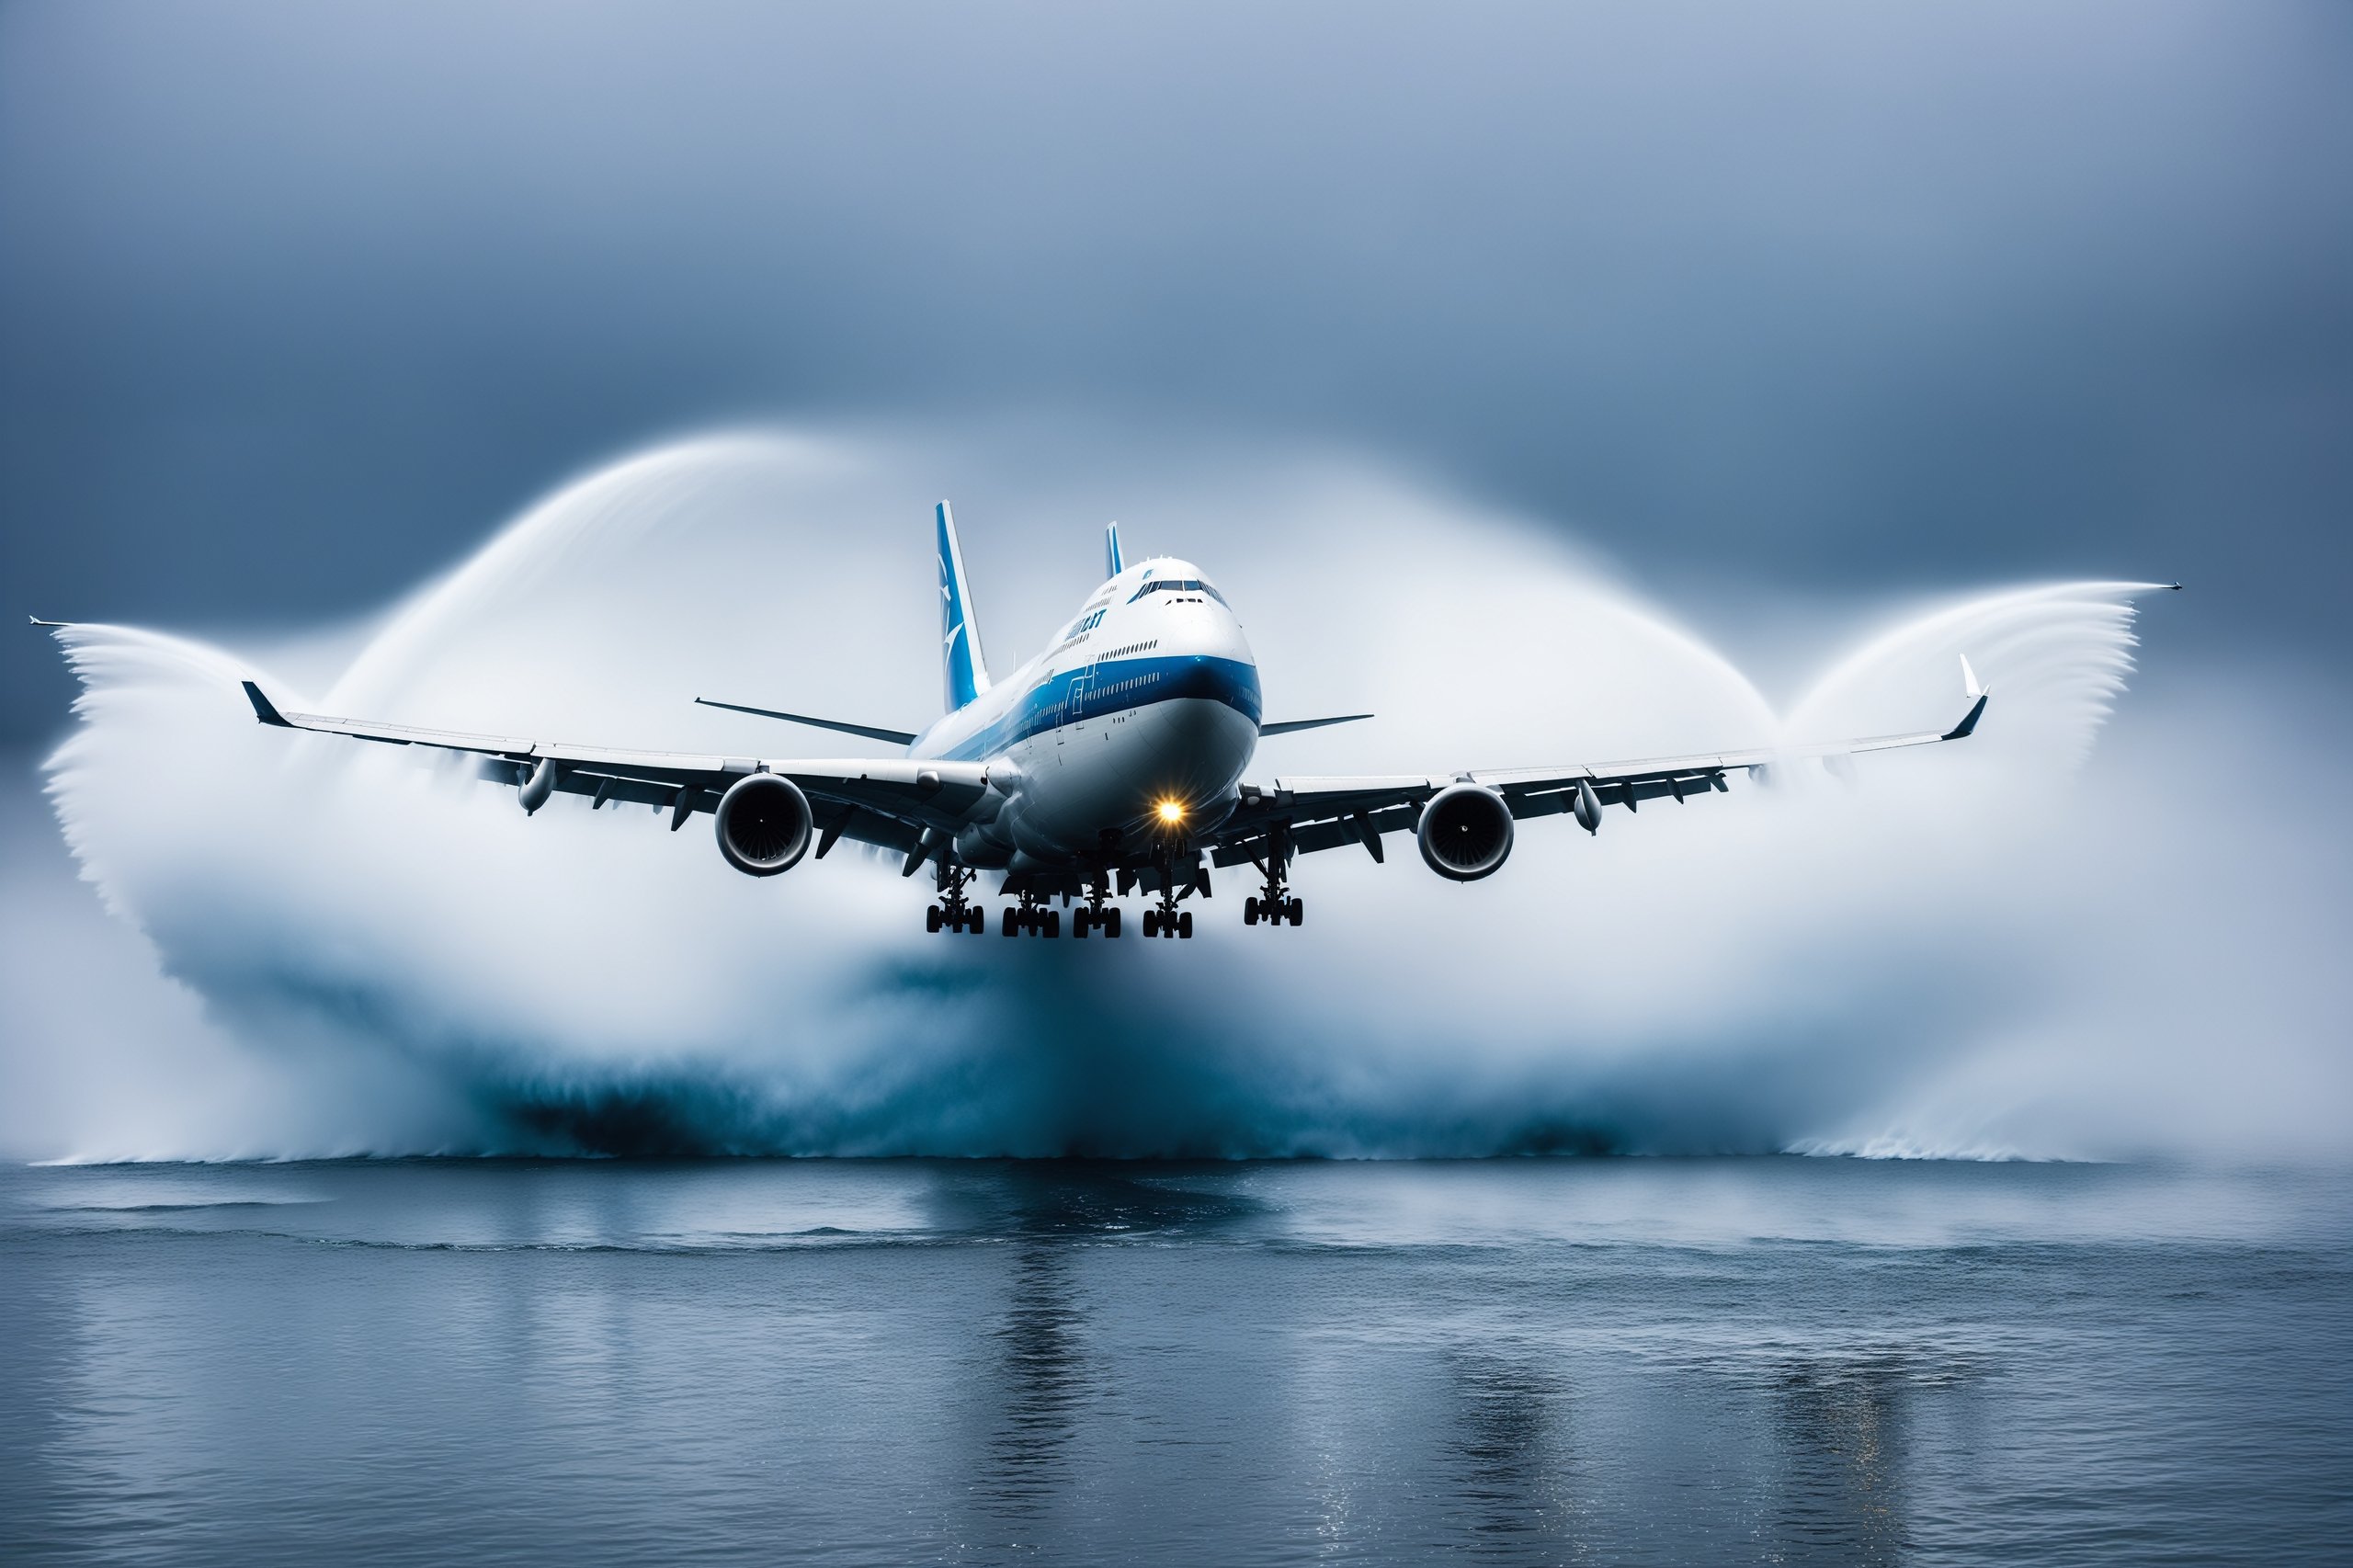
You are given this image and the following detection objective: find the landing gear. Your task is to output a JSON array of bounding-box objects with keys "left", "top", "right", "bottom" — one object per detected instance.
[
  {"left": 1245, "top": 828, "right": 1303, "bottom": 928},
  {"left": 1000, "top": 892, "right": 1062, "bottom": 938},
  {"left": 1140, "top": 906, "right": 1194, "bottom": 939},
  {"left": 927, "top": 864, "right": 985, "bottom": 935},
  {"left": 1072, "top": 871, "right": 1120, "bottom": 938},
  {"left": 1142, "top": 846, "right": 1199, "bottom": 938}
]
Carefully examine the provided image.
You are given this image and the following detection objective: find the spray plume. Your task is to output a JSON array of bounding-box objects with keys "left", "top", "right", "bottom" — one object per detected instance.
[{"left": 15, "top": 429, "right": 2345, "bottom": 1162}]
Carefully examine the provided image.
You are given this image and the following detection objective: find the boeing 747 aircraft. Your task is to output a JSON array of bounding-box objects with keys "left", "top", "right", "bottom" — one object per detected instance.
[{"left": 51, "top": 505, "right": 1990, "bottom": 940}]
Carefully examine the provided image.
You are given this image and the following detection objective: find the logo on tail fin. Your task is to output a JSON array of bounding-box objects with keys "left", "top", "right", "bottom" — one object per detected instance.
[{"left": 936, "top": 501, "right": 992, "bottom": 713}]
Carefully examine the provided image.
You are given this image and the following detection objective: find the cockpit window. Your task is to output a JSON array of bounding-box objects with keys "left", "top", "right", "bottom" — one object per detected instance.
[{"left": 1128, "top": 577, "right": 1229, "bottom": 607}]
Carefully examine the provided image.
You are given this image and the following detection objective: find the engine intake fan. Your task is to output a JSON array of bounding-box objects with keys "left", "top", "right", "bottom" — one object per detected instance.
[
  {"left": 1415, "top": 783, "right": 1514, "bottom": 881},
  {"left": 714, "top": 773, "right": 813, "bottom": 877}
]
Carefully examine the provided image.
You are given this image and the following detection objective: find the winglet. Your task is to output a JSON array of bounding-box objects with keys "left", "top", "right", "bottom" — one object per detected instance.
[
  {"left": 1105, "top": 521, "right": 1125, "bottom": 579},
  {"left": 241, "top": 680, "right": 294, "bottom": 727},
  {"left": 1939, "top": 654, "right": 1991, "bottom": 739}
]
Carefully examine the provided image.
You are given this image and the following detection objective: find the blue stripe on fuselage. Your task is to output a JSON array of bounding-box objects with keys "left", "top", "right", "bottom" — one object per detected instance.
[{"left": 935, "top": 654, "right": 1261, "bottom": 763}]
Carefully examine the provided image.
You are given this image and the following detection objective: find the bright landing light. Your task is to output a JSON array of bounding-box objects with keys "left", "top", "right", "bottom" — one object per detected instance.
[{"left": 1155, "top": 799, "right": 1187, "bottom": 824}]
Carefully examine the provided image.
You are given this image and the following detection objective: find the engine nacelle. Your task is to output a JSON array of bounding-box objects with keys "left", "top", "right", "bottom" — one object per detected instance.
[
  {"left": 714, "top": 773, "right": 813, "bottom": 877},
  {"left": 1416, "top": 783, "right": 1515, "bottom": 881},
  {"left": 517, "top": 757, "right": 559, "bottom": 814}
]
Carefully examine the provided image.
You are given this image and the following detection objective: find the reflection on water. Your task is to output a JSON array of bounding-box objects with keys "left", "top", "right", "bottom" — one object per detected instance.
[
  {"left": 3, "top": 1158, "right": 2348, "bottom": 1567},
  {"left": 1441, "top": 1354, "right": 1579, "bottom": 1553},
  {"left": 978, "top": 1244, "right": 1095, "bottom": 1525},
  {"left": 1763, "top": 1358, "right": 1913, "bottom": 1566}
]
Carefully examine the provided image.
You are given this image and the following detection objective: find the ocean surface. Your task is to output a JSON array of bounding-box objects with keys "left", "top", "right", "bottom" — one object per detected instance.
[{"left": 2, "top": 1158, "right": 2347, "bottom": 1566}]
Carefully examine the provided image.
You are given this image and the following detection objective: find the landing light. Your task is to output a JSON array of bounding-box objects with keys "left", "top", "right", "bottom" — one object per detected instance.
[{"left": 1155, "top": 799, "right": 1187, "bottom": 825}]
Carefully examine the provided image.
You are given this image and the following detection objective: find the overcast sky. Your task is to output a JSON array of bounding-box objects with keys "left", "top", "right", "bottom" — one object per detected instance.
[{"left": 5, "top": 0, "right": 2349, "bottom": 743}]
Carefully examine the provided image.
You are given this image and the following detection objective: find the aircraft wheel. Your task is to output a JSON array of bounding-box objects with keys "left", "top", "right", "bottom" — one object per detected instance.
[
  {"left": 1001, "top": 908, "right": 1018, "bottom": 937},
  {"left": 1244, "top": 896, "right": 1259, "bottom": 926},
  {"left": 1104, "top": 908, "right": 1122, "bottom": 938},
  {"left": 1289, "top": 897, "right": 1304, "bottom": 926},
  {"left": 1045, "top": 911, "right": 1062, "bottom": 937},
  {"left": 1177, "top": 911, "right": 1194, "bottom": 939},
  {"left": 926, "top": 905, "right": 942, "bottom": 933},
  {"left": 1142, "top": 910, "right": 1159, "bottom": 937}
]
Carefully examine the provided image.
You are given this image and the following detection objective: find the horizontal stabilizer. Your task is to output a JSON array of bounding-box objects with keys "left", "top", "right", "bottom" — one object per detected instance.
[
  {"left": 694, "top": 698, "right": 916, "bottom": 746},
  {"left": 1259, "top": 713, "right": 1374, "bottom": 737}
]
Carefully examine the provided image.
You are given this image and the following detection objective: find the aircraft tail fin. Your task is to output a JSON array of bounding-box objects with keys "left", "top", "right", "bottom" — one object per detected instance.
[
  {"left": 1105, "top": 521, "right": 1125, "bottom": 580},
  {"left": 937, "top": 501, "right": 992, "bottom": 713}
]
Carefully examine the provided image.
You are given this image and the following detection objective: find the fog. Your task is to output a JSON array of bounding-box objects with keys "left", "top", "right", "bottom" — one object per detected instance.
[{"left": 7, "top": 427, "right": 2341, "bottom": 1162}]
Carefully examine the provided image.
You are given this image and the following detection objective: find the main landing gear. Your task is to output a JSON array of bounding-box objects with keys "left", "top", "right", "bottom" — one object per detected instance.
[
  {"left": 1001, "top": 892, "right": 1062, "bottom": 938},
  {"left": 1242, "top": 894, "right": 1302, "bottom": 927},
  {"left": 1140, "top": 907, "right": 1193, "bottom": 939},
  {"left": 1243, "top": 830, "right": 1303, "bottom": 928},
  {"left": 926, "top": 864, "right": 986, "bottom": 935},
  {"left": 1072, "top": 873, "right": 1122, "bottom": 938}
]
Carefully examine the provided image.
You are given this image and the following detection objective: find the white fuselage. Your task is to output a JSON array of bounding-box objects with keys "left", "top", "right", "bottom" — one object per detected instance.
[{"left": 908, "top": 557, "right": 1260, "bottom": 870}]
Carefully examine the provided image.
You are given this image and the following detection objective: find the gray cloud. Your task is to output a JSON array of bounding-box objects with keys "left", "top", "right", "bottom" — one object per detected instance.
[{"left": 6, "top": 1, "right": 2350, "bottom": 743}]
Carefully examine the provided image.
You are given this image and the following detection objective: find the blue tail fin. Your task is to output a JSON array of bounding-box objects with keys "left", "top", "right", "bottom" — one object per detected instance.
[
  {"left": 936, "top": 501, "right": 991, "bottom": 713},
  {"left": 1104, "top": 521, "right": 1124, "bottom": 580}
]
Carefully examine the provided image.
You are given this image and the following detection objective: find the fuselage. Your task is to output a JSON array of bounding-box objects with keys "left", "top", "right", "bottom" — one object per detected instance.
[{"left": 907, "top": 558, "right": 1259, "bottom": 869}]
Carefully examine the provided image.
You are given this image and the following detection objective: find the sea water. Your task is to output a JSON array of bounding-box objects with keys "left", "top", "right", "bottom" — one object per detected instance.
[{"left": 3, "top": 1158, "right": 2347, "bottom": 1565}]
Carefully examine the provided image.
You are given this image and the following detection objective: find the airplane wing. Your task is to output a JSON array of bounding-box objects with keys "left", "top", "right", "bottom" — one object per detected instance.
[
  {"left": 1207, "top": 666, "right": 1989, "bottom": 870},
  {"left": 237, "top": 680, "right": 988, "bottom": 863}
]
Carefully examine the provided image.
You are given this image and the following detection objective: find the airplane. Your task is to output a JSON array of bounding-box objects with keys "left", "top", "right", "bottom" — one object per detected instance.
[{"left": 38, "top": 503, "right": 1992, "bottom": 940}]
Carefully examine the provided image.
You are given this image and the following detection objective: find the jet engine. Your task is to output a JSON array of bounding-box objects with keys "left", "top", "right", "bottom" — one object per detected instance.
[
  {"left": 714, "top": 773, "right": 813, "bottom": 877},
  {"left": 1415, "top": 783, "right": 1515, "bottom": 881}
]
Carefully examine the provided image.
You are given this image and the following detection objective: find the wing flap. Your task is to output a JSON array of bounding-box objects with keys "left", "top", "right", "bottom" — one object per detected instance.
[
  {"left": 245, "top": 682, "right": 987, "bottom": 840},
  {"left": 1209, "top": 683, "right": 1989, "bottom": 863}
]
